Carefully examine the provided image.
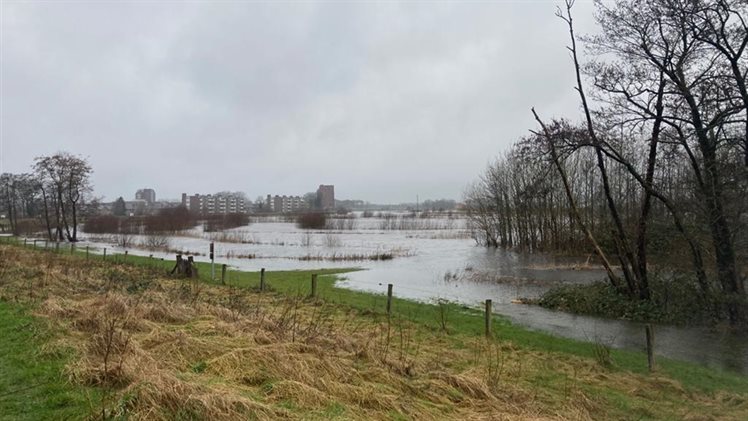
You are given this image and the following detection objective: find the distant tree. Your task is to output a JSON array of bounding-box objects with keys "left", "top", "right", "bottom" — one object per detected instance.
[
  {"left": 0, "top": 173, "right": 44, "bottom": 234},
  {"left": 34, "top": 152, "right": 92, "bottom": 241},
  {"left": 0, "top": 173, "right": 20, "bottom": 233},
  {"left": 80, "top": 197, "right": 102, "bottom": 219},
  {"left": 422, "top": 199, "right": 457, "bottom": 211},
  {"left": 254, "top": 196, "right": 266, "bottom": 211},
  {"left": 112, "top": 197, "right": 126, "bottom": 216},
  {"left": 232, "top": 191, "right": 248, "bottom": 201},
  {"left": 303, "top": 192, "right": 319, "bottom": 209}
]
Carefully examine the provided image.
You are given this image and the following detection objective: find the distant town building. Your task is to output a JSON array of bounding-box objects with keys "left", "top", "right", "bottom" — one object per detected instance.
[
  {"left": 97, "top": 195, "right": 181, "bottom": 216},
  {"left": 181, "top": 192, "right": 247, "bottom": 214},
  {"left": 135, "top": 188, "right": 156, "bottom": 204},
  {"left": 125, "top": 200, "right": 148, "bottom": 216},
  {"left": 317, "top": 185, "right": 335, "bottom": 209},
  {"left": 266, "top": 194, "right": 307, "bottom": 213}
]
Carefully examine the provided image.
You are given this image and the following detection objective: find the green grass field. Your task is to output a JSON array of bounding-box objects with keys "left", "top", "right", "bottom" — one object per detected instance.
[{"left": 0, "top": 302, "right": 98, "bottom": 421}]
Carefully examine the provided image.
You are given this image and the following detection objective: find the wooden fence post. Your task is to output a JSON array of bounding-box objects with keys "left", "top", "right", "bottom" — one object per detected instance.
[
  {"left": 23, "top": 238, "right": 27, "bottom": 247},
  {"left": 210, "top": 242, "right": 215, "bottom": 280},
  {"left": 485, "top": 299, "right": 493, "bottom": 338},
  {"left": 221, "top": 264, "right": 227, "bottom": 285},
  {"left": 260, "top": 268, "right": 266, "bottom": 291},
  {"left": 86, "top": 246, "right": 89, "bottom": 260},
  {"left": 386, "top": 284, "right": 393, "bottom": 316},
  {"left": 646, "top": 324, "right": 655, "bottom": 372},
  {"left": 70, "top": 243, "right": 74, "bottom": 255},
  {"left": 124, "top": 250, "right": 128, "bottom": 262},
  {"left": 311, "top": 274, "right": 318, "bottom": 298},
  {"left": 33, "top": 239, "right": 37, "bottom": 248},
  {"left": 55, "top": 241, "right": 59, "bottom": 253},
  {"left": 187, "top": 256, "right": 197, "bottom": 278},
  {"left": 103, "top": 248, "right": 107, "bottom": 260}
]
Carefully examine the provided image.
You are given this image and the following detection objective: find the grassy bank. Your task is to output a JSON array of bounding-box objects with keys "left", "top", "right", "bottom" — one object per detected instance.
[
  {"left": 1, "top": 238, "right": 747, "bottom": 419},
  {"left": 0, "top": 302, "right": 98, "bottom": 420},
  {"left": 77, "top": 244, "right": 748, "bottom": 391}
]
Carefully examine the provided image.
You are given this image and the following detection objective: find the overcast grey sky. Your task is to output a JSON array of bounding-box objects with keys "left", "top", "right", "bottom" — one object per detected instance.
[{"left": 1, "top": 0, "right": 597, "bottom": 203}]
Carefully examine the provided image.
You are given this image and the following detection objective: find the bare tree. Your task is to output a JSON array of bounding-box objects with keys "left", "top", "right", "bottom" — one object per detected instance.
[
  {"left": 467, "top": 0, "right": 746, "bottom": 324},
  {"left": 685, "top": 0, "right": 748, "bottom": 166},
  {"left": 0, "top": 173, "right": 42, "bottom": 235},
  {"left": 531, "top": 113, "right": 625, "bottom": 292},
  {"left": 588, "top": 0, "right": 745, "bottom": 323},
  {"left": 34, "top": 152, "right": 92, "bottom": 242}
]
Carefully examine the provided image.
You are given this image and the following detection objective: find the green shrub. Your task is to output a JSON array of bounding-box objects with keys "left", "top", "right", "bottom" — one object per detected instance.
[{"left": 537, "top": 272, "right": 725, "bottom": 326}]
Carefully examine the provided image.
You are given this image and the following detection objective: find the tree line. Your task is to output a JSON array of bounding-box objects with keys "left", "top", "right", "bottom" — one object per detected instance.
[
  {"left": 1, "top": 152, "right": 93, "bottom": 242},
  {"left": 466, "top": 0, "right": 747, "bottom": 324},
  {"left": 1, "top": 152, "right": 255, "bottom": 240}
]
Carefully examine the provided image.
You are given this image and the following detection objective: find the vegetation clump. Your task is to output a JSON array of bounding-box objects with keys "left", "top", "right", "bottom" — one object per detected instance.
[
  {"left": 203, "top": 212, "right": 250, "bottom": 232},
  {"left": 297, "top": 252, "right": 395, "bottom": 262},
  {"left": 537, "top": 274, "right": 720, "bottom": 326},
  {"left": 296, "top": 212, "right": 327, "bottom": 229},
  {"left": 85, "top": 205, "right": 198, "bottom": 234}
]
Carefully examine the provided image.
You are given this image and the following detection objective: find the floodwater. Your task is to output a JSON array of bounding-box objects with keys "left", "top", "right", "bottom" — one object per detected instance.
[{"left": 75, "top": 215, "right": 748, "bottom": 375}]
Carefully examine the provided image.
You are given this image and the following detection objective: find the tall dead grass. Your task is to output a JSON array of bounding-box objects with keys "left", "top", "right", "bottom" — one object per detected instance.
[{"left": 0, "top": 244, "right": 745, "bottom": 420}]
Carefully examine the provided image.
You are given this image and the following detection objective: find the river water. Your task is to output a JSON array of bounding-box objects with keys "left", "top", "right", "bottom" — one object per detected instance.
[{"left": 73, "top": 215, "right": 748, "bottom": 375}]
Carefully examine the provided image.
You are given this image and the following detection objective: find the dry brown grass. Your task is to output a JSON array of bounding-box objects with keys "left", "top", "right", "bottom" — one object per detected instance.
[{"left": 0, "top": 245, "right": 746, "bottom": 420}]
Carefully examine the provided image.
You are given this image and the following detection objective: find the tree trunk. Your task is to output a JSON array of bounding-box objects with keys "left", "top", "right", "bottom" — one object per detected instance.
[
  {"left": 562, "top": 3, "right": 641, "bottom": 298},
  {"left": 58, "top": 188, "right": 72, "bottom": 241},
  {"left": 678, "top": 73, "right": 743, "bottom": 323},
  {"left": 70, "top": 198, "right": 78, "bottom": 242},
  {"left": 702, "top": 141, "right": 743, "bottom": 321},
  {"left": 634, "top": 76, "right": 667, "bottom": 301},
  {"left": 533, "top": 108, "right": 625, "bottom": 292}
]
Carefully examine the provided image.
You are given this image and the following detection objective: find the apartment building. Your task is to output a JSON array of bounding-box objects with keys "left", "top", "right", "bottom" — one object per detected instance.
[
  {"left": 181, "top": 192, "right": 247, "bottom": 214},
  {"left": 135, "top": 188, "right": 156, "bottom": 204},
  {"left": 266, "top": 194, "right": 308, "bottom": 213}
]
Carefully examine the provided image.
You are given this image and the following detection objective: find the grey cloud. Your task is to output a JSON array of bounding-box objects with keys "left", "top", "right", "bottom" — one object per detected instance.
[{"left": 1, "top": 0, "right": 597, "bottom": 203}]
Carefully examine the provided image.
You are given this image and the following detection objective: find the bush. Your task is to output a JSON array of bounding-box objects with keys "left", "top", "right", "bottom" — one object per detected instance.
[
  {"left": 84, "top": 215, "right": 121, "bottom": 233},
  {"left": 296, "top": 212, "right": 327, "bottom": 229},
  {"left": 144, "top": 206, "right": 196, "bottom": 233},
  {"left": 85, "top": 206, "right": 197, "bottom": 235},
  {"left": 142, "top": 235, "right": 170, "bottom": 250},
  {"left": 203, "top": 213, "right": 249, "bottom": 232},
  {"left": 537, "top": 273, "right": 726, "bottom": 326},
  {"left": 14, "top": 219, "right": 45, "bottom": 236}
]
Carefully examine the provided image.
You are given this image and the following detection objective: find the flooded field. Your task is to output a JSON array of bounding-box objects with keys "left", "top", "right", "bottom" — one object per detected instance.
[{"left": 75, "top": 214, "right": 748, "bottom": 374}]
